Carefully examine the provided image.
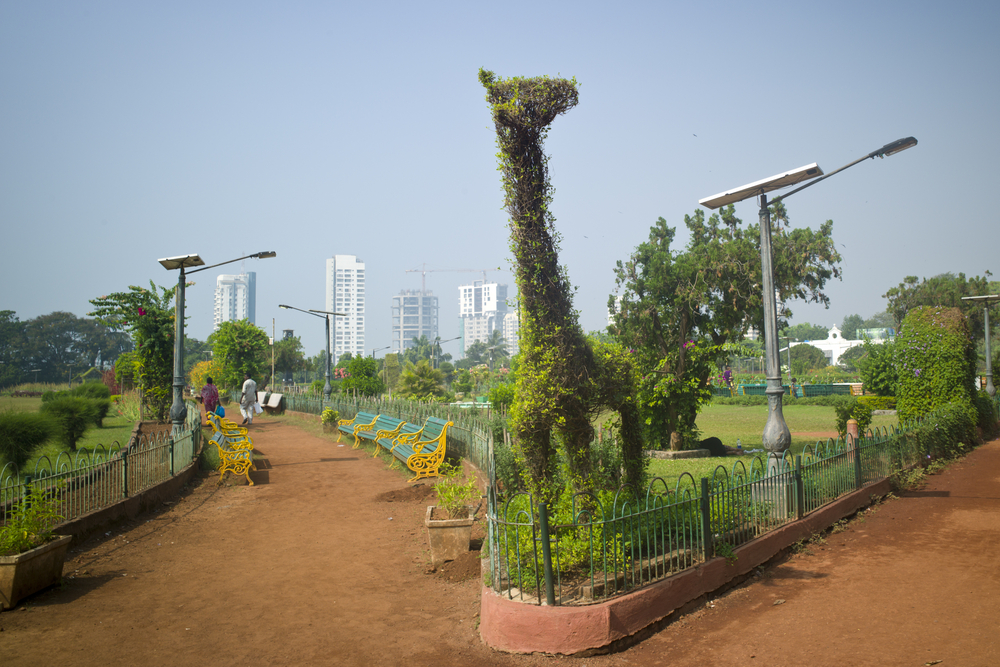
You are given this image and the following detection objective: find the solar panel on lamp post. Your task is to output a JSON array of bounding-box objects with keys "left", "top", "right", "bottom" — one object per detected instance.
[
  {"left": 159, "top": 251, "right": 276, "bottom": 436},
  {"left": 699, "top": 137, "right": 916, "bottom": 472}
]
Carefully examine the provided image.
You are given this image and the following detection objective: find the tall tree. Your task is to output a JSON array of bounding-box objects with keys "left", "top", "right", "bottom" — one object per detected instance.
[
  {"left": 0, "top": 311, "right": 24, "bottom": 387},
  {"left": 273, "top": 335, "right": 305, "bottom": 383},
  {"left": 788, "top": 344, "right": 829, "bottom": 375},
  {"left": 883, "top": 272, "right": 992, "bottom": 339},
  {"left": 90, "top": 282, "right": 177, "bottom": 420},
  {"left": 340, "top": 356, "right": 384, "bottom": 396},
  {"left": 840, "top": 314, "right": 864, "bottom": 340},
  {"left": 209, "top": 320, "right": 270, "bottom": 391},
  {"left": 396, "top": 360, "right": 447, "bottom": 400},
  {"left": 611, "top": 206, "right": 841, "bottom": 447},
  {"left": 781, "top": 322, "right": 831, "bottom": 342}
]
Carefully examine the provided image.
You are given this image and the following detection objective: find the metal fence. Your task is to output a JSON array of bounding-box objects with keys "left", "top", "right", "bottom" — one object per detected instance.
[
  {"left": 1, "top": 401, "right": 202, "bottom": 529},
  {"left": 484, "top": 410, "right": 984, "bottom": 606}
]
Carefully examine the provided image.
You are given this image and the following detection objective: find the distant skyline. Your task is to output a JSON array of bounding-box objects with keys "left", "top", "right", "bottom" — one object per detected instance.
[{"left": 2, "top": 2, "right": 997, "bottom": 359}]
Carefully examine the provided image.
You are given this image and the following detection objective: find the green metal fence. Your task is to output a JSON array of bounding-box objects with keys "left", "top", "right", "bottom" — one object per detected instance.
[{"left": 0, "top": 401, "right": 202, "bottom": 530}]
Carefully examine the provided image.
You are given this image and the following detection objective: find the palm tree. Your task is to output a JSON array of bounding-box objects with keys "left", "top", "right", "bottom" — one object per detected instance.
[{"left": 485, "top": 330, "right": 509, "bottom": 370}]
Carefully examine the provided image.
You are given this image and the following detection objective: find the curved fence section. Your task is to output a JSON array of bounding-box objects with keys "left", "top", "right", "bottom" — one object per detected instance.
[{"left": 0, "top": 401, "right": 202, "bottom": 530}]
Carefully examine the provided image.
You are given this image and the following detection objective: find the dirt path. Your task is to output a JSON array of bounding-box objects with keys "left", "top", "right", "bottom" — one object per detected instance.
[{"left": 2, "top": 415, "right": 999, "bottom": 666}]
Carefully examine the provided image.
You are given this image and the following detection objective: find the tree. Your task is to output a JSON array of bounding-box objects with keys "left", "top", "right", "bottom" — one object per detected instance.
[
  {"left": 862, "top": 310, "right": 895, "bottom": 330},
  {"left": 90, "top": 283, "right": 176, "bottom": 421},
  {"left": 837, "top": 344, "right": 867, "bottom": 372},
  {"left": 0, "top": 310, "right": 24, "bottom": 388},
  {"left": 340, "top": 356, "right": 384, "bottom": 396},
  {"left": 209, "top": 320, "right": 270, "bottom": 391},
  {"left": 780, "top": 322, "right": 830, "bottom": 342},
  {"left": 381, "top": 353, "right": 402, "bottom": 391},
  {"left": 484, "top": 330, "right": 509, "bottom": 368},
  {"left": 789, "top": 344, "right": 829, "bottom": 375},
  {"left": 840, "top": 314, "right": 864, "bottom": 340},
  {"left": 396, "top": 360, "right": 447, "bottom": 400},
  {"left": 183, "top": 337, "right": 212, "bottom": 377},
  {"left": 857, "top": 339, "right": 897, "bottom": 397},
  {"left": 883, "top": 272, "right": 992, "bottom": 339},
  {"left": 273, "top": 335, "right": 305, "bottom": 383},
  {"left": 611, "top": 205, "right": 841, "bottom": 447}
]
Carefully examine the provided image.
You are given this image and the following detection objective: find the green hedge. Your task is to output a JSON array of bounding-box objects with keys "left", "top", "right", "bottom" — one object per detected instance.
[
  {"left": 712, "top": 394, "right": 847, "bottom": 407},
  {"left": 0, "top": 411, "right": 58, "bottom": 469},
  {"left": 858, "top": 395, "right": 897, "bottom": 410}
]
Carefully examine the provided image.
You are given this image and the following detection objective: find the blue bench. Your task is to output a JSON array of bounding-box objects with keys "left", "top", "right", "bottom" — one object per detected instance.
[
  {"left": 386, "top": 417, "right": 453, "bottom": 482},
  {"left": 355, "top": 415, "right": 407, "bottom": 450},
  {"left": 336, "top": 412, "right": 379, "bottom": 444},
  {"left": 374, "top": 422, "right": 423, "bottom": 458}
]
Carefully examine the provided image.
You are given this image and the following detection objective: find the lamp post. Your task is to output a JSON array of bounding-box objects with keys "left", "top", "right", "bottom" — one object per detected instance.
[
  {"left": 432, "top": 336, "right": 461, "bottom": 369},
  {"left": 278, "top": 305, "right": 345, "bottom": 401},
  {"left": 371, "top": 346, "right": 390, "bottom": 358},
  {"left": 961, "top": 294, "right": 999, "bottom": 398},
  {"left": 159, "top": 251, "right": 276, "bottom": 435},
  {"left": 700, "top": 137, "right": 917, "bottom": 470}
]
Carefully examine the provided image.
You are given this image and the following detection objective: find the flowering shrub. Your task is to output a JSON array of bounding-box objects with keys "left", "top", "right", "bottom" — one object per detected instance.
[{"left": 896, "top": 306, "right": 976, "bottom": 421}]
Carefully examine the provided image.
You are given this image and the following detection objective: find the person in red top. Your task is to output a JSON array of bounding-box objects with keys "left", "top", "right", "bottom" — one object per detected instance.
[{"left": 201, "top": 377, "right": 220, "bottom": 416}]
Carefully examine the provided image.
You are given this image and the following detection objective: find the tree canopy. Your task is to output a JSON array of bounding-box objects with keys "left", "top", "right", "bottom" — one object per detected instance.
[
  {"left": 610, "top": 204, "right": 841, "bottom": 447},
  {"left": 883, "top": 272, "right": 993, "bottom": 339},
  {"left": 209, "top": 320, "right": 270, "bottom": 391}
]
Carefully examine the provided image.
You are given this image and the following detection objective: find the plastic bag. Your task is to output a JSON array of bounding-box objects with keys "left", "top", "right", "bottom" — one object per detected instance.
[
  {"left": 215, "top": 405, "right": 225, "bottom": 418},
  {"left": 254, "top": 402, "right": 263, "bottom": 415}
]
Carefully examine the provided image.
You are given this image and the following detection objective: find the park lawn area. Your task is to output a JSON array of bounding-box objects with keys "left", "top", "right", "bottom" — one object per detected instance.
[
  {"left": 646, "top": 403, "right": 899, "bottom": 489},
  {"left": 0, "top": 396, "right": 43, "bottom": 413}
]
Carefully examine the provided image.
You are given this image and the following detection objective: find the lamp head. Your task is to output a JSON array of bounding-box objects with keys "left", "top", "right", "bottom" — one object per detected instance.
[
  {"left": 874, "top": 137, "right": 917, "bottom": 158},
  {"left": 254, "top": 251, "right": 277, "bottom": 259}
]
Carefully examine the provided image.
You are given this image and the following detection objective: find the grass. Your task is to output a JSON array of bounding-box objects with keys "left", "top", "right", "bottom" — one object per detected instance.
[{"left": 643, "top": 403, "right": 900, "bottom": 489}]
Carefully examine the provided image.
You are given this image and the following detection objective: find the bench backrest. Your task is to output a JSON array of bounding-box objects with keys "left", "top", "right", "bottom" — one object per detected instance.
[
  {"left": 371, "top": 415, "right": 404, "bottom": 432},
  {"left": 419, "top": 416, "right": 451, "bottom": 441},
  {"left": 266, "top": 393, "right": 283, "bottom": 407},
  {"left": 348, "top": 411, "right": 379, "bottom": 425}
]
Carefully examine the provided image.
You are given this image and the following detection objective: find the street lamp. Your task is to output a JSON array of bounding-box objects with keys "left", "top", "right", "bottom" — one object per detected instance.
[
  {"left": 159, "top": 251, "right": 276, "bottom": 435},
  {"left": 433, "top": 336, "right": 461, "bottom": 369},
  {"left": 961, "top": 294, "right": 999, "bottom": 398},
  {"left": 278, "top": 305, "right": 346, "bottom": 401},
  {"left": 699, "top": 137, "right": 917, "bottom": 469},
  {"left": 371, "top": 346, "right": 391, "bottom": 358}
]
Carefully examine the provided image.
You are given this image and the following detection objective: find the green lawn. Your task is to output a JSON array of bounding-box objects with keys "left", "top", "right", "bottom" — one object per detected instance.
[{"left": 645, "top": 404, "right": 899, "bottom": 489}]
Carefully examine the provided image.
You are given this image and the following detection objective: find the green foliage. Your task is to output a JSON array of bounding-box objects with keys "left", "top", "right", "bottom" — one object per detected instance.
[
  {"left": 0, "top": 484, "right": 65, "bottom": 556},
  {"left": 0, "top": 310, "right": 24, "bottom": 388},
  {"left": 488, "top": 383, "right": 515, "bottom": 411},
  {"left": 396, "top": 360, "right": 447, "bottom": 400},
  {"left": 340, "top": 356, "right": 385, "bottom": 397},
  {"left": 782, "top": 322, "right": 830, "bottom": 342},
  {"left": 857, "top": 339, "right": 898, "bottom": 397},
  {"left": 273, "top": 335, "right": 305, "bottom": 382},
  {"left": 452, "top": 369, "right": 473, "bottom": 395},
  {"left": 840, "top": 314, "right": 864, "bottom": 340},
  {"left": 611, "top": 206, "right": 841, "bottom": 451},
  {"left": 975, "top": 390, "right": 999, "bottom": 439},
  {"left": 320, "top": 408, "right": 340, "bottom": 425},
  {"left": 858, "top": 395, "right": 897, "bottom": 411},
  {"left": 115, "top": 389, "right": 142, "bottom": 421},
  {"left": 837, "top": 344, "right": 867, "bottom": 372},
  {"left": 40, "top": 396, "right": 95, "bottom": 451},
  {"left": 209, "top": 319, "right": 270, "bottom": 391},
  {"left": 883, "top": 272, "right": 992, "bottom": 339},
  {"left": 889, "top": 401, "right": 978, "bottom": 473},
  {"left": 434, "top": 462, "right": 480, "bottom": 519},
  {"left": 382, "top": 353, "right": 402, "bottom": 391},
  {"left": 0, "top": 411, "right": 58, "bottom": 469},
  {"left": 789, "top": 344, "right": 828, "bottom": 375},
  {"left": 70, "top": 382, "right": 112, "bottom": 400},
  {"left": 89, "top": 282, "right": 176, "bottom": 420},
  {"left": 896, "top": 306, "right": 977, "bottom": 421},
  {"left": 833, "top": 396, "right": 874, "bottom": 438}
]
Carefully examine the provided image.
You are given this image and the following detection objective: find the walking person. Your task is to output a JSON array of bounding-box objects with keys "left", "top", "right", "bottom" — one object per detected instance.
[
  {"left": 201, "top": 376, "right": 220, "bottom": 421},
  {"left": 240, "top": 373, "right": 257, "bottom": 425}
]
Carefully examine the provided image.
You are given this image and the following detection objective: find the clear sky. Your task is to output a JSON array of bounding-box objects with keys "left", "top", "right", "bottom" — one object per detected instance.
[{"left": 2, "top": 1, "right": 997, "bottom": 359}]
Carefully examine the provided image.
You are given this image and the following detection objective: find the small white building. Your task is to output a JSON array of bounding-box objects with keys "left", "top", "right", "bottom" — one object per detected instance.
[{"left": 791, "top": 325, "right": 894, "bottom": 366}]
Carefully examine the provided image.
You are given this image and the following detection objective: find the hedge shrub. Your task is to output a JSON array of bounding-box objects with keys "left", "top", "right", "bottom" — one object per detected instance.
[
  {"left": 40, "top": 396, "right": 96, "bottom": 451},
  {"left": 896, "top": 307, "right": 977, "bottom": 421},
  {"left": 0, "top": 411, "right": 58, "bottom": 469},
  {"left": 833, "top": 396, "right": 874, "bottom": 438},
  {"left": 858, "top": 396, "right": 897, "bottom": 411}
]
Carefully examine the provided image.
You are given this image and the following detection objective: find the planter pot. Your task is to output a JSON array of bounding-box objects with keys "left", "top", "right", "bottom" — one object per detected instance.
[
  {"left": 425, "top": 505, "right": 474, "bottom": 567},
  {"left": 0, "top": 534, "right": 72, "bottom": 611},
  {"left": 322, "top": 423, "right": 337, "bottom": 434}
]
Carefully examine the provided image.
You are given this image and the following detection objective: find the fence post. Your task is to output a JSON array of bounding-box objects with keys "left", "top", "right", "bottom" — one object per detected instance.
[
  {"left": 537, "top": 501, "right": 556, "bottom": 606},
  {"left": 794, "top": 455, "right": 804, "bottom": 520},
  {"left": 700, "top": 477, "right": 713, "bottom": 560},
  {"left": 854, "top": 437, "right": 863, "bottom": 490},
  {"left": 122, "top": 445, "right": 129, "bottom": 498},
  {"left": 169, "top": 435, "right": 175, "bottom": 477}
]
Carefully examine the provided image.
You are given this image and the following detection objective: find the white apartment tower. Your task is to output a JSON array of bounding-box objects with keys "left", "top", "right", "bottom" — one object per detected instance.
[
  {"left": 213, "top": 272, "right": 256, "bottom": 330},
  {"left": 458, "top": 280, "right": 508, "bottom": 354},
  {"left": 392, "top": 290, "right": 439, "bottom": 353},
  {"left": 325, "top": 255, "right": 365, "bottom": 364}
]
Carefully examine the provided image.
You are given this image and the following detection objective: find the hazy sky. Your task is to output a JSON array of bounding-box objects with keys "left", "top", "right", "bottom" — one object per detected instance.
[{"left": 2, "top": 1, "right": 997, "bottom": 359}]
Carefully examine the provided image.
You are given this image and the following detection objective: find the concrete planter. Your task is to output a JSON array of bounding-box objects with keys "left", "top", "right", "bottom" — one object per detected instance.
[
  {"left": 0, "top": 534, "right": 72, "bottom": 611},
  {"left": 322, "top": 423, "right": 337, "bottom": 434},
  {"left": 425, "top": 505, "right": 474, "bottom": 567}
]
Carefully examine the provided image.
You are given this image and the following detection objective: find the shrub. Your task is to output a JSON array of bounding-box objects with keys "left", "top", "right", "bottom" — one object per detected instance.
[
  {"left": 487, "top": 383, "right": 515, "bottom": 411},
  {"left": 975, "top": 390, "right": 999, "bottom": 440},
  {"left": 321, "top": 408, "right": 340, "bottom": 425},
  {"left": 896, "top": 307, "right": 977, "bottom": 421},
  {"left": 858, "top": 396, "right": 897, "bottom": 411},
  {"left": 0, "top": 484, "right": 65, "bottom": 556},
  {"left": 833, "top": 396, "right": 874, "bottom": 438},
  {"left": 40, "top": 396, "right": 95, "bottom": 451},
  {"left": 70, "top": 383, "right": 112, "bottom": 400},
  {"left": 0, "top": 411, "right": 58, "bottom": 469},
  {"left": 857, "top": 339, "right": 897, "bottom": 397}
]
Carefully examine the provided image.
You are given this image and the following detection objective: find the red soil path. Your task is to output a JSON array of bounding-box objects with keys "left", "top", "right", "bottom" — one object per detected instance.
[{"left": 2, "top": 414, "right": 998, "bottom": 666}]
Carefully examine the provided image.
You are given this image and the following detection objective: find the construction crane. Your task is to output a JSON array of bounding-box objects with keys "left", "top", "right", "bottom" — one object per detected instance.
[{"left": 405, "top": 265, "right": 498, "bottom": 294}]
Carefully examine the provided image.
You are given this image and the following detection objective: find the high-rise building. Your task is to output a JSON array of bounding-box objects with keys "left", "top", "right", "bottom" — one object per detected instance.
[
  {"left": 501, "top": 306, "right": 520, "bottom": 357},
  {"left": 213, "top": 272, "right": 256, "bottom": 330},
  {"left": 325, "top": 255, "right": 365, "bottom": 364},
  {"left": 458, "top": 280, "right": 508, "bottom": 354},
  {"left": 392, "top": 290, "right": 439, "bottom": 353}
]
